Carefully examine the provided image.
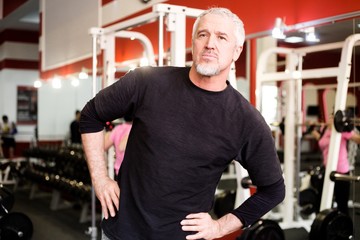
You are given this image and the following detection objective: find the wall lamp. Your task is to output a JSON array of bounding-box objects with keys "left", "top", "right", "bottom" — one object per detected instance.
[
  {"left": 272, "top": 17, "right": 286, "bottom": 39},
  {"left": 52, "top": 75, "right": 62, "bottom": 89},
  {"left": 303, "top": 27, "right": 320, "bottom": 42},
  {"left": 33, "top": 79, "right": 43, "bottom": 88},
  {"left": 78, "top": 68, "right": 89, "bottom": 79}
]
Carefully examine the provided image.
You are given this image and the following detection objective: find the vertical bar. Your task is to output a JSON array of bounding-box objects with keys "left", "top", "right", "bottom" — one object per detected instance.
[
  {"left": 282, "top": 53, "right": 297, "bottom": 225},
  {"left": 170, "top": 13, "right": 186, "bottom": 66},
  {"left": 158, "top": 13, "right": 164, "bottom": 66},
  {"left": 320, "top": 34, "right": 360, "bottom": 211},
  {"left": 90, "top": 31, "right": 98, "bottom": 240}
]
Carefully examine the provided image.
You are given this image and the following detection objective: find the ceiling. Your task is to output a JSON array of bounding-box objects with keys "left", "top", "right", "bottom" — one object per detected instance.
[{"left": 0, "top": 0, "right": 39, "bottom": 32}]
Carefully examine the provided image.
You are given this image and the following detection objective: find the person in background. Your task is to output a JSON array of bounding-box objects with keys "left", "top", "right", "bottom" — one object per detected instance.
[
  {"left": 0, "top": 115, "right": 17, "bottom": 160},
  {"left": 70, "top": 110, "right": 82, "bottom": 144},
  {"left": 104, "top": 116, "right": 132, "bottom": 178},
  {"left": 80, "top": 7, "right": 285, "bottom": 240},
  {"left": 309, "top": 112, "right": 360, "bottom": 215}
]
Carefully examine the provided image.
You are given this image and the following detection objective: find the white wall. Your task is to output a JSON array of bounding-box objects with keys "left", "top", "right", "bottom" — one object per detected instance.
[
  {"left": 38, "top": 76, "right": 93, "bottom": 141},
  {"left": 0, "top": 69, "right": 38, "bottom": 142},
  {"left": 41, "top": 0, "right": 100, "bottom": 71},
  {"left": 0, "top": 70, "right": 95, "bottom": 142}
]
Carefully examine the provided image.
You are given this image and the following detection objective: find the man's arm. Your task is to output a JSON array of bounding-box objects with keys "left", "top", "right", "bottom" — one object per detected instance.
[
  {"left": 181, "top": 212, "right": 242, "bottom": 240},
  {"left": 181, "top": 178, "right": 285, "bottom": 239},
  {"left": 82, "top": 131, "right": 120, "bottom": 219}
]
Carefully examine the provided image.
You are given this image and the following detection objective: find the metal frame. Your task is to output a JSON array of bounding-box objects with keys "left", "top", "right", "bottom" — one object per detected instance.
[
  {"left": 256, "top": 34, "right": 360, "bottom": 228},
  {"left": 91, "top": 4, "right": 204, "bottom": 88}
]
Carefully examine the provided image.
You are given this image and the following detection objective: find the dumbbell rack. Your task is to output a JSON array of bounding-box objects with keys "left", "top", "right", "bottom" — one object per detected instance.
[{"left": 0, "top": 158, "right": 27, "bottom": 186}]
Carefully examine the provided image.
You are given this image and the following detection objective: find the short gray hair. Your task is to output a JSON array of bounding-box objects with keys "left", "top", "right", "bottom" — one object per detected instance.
[{"left": 192, "top": 8, "right": 245, "bottom": 47}]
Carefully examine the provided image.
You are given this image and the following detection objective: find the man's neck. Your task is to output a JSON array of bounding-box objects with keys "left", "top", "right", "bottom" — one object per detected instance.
[{"left": 189, "top": 66, "right": 228, "bottom": 92}]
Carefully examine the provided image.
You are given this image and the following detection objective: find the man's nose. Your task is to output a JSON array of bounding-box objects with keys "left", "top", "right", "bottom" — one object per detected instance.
[{"left": 205, "top": 35, "right": 216, "bottom": 49}]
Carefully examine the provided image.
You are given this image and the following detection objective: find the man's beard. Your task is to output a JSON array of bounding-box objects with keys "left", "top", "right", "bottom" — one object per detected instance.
[{"left": 195, "top": 63, "right": 220, "bottom": 76}]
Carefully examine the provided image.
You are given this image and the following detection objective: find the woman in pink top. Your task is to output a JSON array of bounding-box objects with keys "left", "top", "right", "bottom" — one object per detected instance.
[
  {"left": 310, "top": 116, "right": 360, "bottom": 215},
  {"left": 104, "top": 118, "right": 132, "bottom": 177}
]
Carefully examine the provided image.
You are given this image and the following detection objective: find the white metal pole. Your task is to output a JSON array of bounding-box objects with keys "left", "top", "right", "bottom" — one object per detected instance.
[
  {"left": 158, "top": 12, "right": 164, "bottom": 66},
  {"left": 320, "top": 34, "right": 360, "bottom": 211},
  {"left": 168, "top": 12, "right": 186, "bottom": 66},
  {"left": 88, "top": 27, "right": 101, "bottom": 240},
  {"left": 282, "top": 53, "right": 297, "bottom": 226}
]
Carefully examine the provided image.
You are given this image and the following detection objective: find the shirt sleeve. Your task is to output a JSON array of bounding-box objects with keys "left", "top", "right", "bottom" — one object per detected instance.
[
  {"left": 232, "top": 108, "right": 285, "bottom": 226},
  {"left": 80, "top": 69, "right": 142, "bottom": 134},
  {"left": 230, "top": 177, "right": 285, "bottom": 227}
]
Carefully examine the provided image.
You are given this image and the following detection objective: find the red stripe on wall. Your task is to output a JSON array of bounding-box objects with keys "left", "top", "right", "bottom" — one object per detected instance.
[
  {"left": 102, "top": 0, "right": 114, "bottom": 6},
  {"left": 0, "top": 59, "right": 39, "bottom": 70},
  {"left": 0, "top": 29, "right": 39, "bottom": 44},
  {"left": 39, "top": 54, "right": 100, "bottom": 80},
  {"left": 39, "top": 12, "right": 43, "bottom": 37},
  {"left": 2, "top": 0, "right": 27, "bottom": 17}
]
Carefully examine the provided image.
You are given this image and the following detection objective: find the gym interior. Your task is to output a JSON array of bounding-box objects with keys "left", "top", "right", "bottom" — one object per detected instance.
[{"left": 0, "top": 0, "right": 359, "bottom": 239}]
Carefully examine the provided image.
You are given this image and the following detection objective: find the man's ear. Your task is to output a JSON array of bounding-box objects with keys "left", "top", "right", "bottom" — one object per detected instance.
[{"left": 233, "top": 46, "right": 243, "bottom": 62}]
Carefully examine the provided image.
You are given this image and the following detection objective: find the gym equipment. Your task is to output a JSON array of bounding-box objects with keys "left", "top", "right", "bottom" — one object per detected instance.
[
  {"left": 330, "top": 171, "right": 360, "bottom": 182},
  {"left": 333, "top": 109, "right": 360, "bottom": 132},
  {"left": 0, "top": 186, "right": 33, "bottom": 240},
  {"left": 0, "top": 212, "right": 33, "bottom": 240},
  {"left": 298, "top": 187, "right": 320, "bottom": 216},
  {"left": 237, "top": 209, "right": 353, "bottom": 240},
  {"left": 309, "top": 209, "right": 353, "bottom": 240},
  {"left": 298, "top": 165, "right": 325, "bottom": 216},
  {"left": 271, "top": 109, "right": 360, "bottom": 133},
  {"left": 308, "top": 171, "right": 357, "bottom": 240},
  {"left": 257, "top": 34, "right": 360, "bottom": 225},
  {"left": 237, "top": 219, "right": 285, "bottom": 240},
  {"left": 23, "top": 145, "right": 92, "bottom": 201},
  {"left": 237, "top": 170, "right": 358, "bottom": 240},
  {"left": 0, "top": 183, "right": 15, "bottom": 216}
]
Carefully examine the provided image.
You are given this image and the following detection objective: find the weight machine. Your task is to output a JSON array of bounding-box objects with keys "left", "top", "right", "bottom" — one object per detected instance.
[{"left": 256, "top": 33, "right": 360, "bottom": 235}]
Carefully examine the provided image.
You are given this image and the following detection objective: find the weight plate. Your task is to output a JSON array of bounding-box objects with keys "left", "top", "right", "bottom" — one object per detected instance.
[
  {"left": 309, "top": 209, "right": 353, "bottom": 240},
  {"left": 0, "top": 212, "right": 33, "bottom": 240},
  {"left": 237, "top": 219, "right": 285, "bottom": 240}
]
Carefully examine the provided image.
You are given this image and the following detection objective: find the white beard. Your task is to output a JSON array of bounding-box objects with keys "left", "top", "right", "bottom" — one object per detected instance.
[{"left": 196, "top": 63, "right": 220, "bottom": 76}]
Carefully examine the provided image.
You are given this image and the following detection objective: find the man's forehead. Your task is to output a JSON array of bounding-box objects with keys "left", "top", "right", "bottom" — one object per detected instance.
[{"left": 196, "top": 14, "right": 234, "bottom": 33}]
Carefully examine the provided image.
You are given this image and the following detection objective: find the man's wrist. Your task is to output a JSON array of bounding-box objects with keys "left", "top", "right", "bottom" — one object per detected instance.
[{"left": 216, "top": 213, "right": 243, "bottom": 237}]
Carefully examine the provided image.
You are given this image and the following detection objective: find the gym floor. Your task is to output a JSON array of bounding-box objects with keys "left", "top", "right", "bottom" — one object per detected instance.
[
  {"left": 8, "top": 160, "right": 360, "bottom": 240},
  {"left": 12, "top": 186, "right": 101, "bottom": 240}
]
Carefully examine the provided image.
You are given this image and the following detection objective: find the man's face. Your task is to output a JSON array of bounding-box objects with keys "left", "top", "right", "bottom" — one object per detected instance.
[{"left": 192, "top": 13, "right": 242, "bottom": 77}]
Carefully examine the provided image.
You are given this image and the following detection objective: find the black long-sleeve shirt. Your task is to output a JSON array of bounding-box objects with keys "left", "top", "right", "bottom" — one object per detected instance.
[{"left": 80, "top": 66, "right": 285, "bottom": 240}]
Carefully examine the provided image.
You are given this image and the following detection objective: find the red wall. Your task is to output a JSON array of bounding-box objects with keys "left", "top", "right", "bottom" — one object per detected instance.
[{"left": 40, "top": 1, "right": 360, "bottom": 82}]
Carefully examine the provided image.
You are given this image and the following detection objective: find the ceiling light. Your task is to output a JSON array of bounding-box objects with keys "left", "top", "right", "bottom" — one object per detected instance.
[
  {"left": 33, "top": 79, "right": 42, "bottom": 88},
  {"left": 71, "top": 78, "right": 80, "bottom": 87},
  {"left": 284, "top": 36, "right": 304, "bottom": 43},
  {"left": 52, "top": 76, "right": 62, "bottom": 89},
  {"left": 78, "top": 71, "right": 89, "bottom": 79}
]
